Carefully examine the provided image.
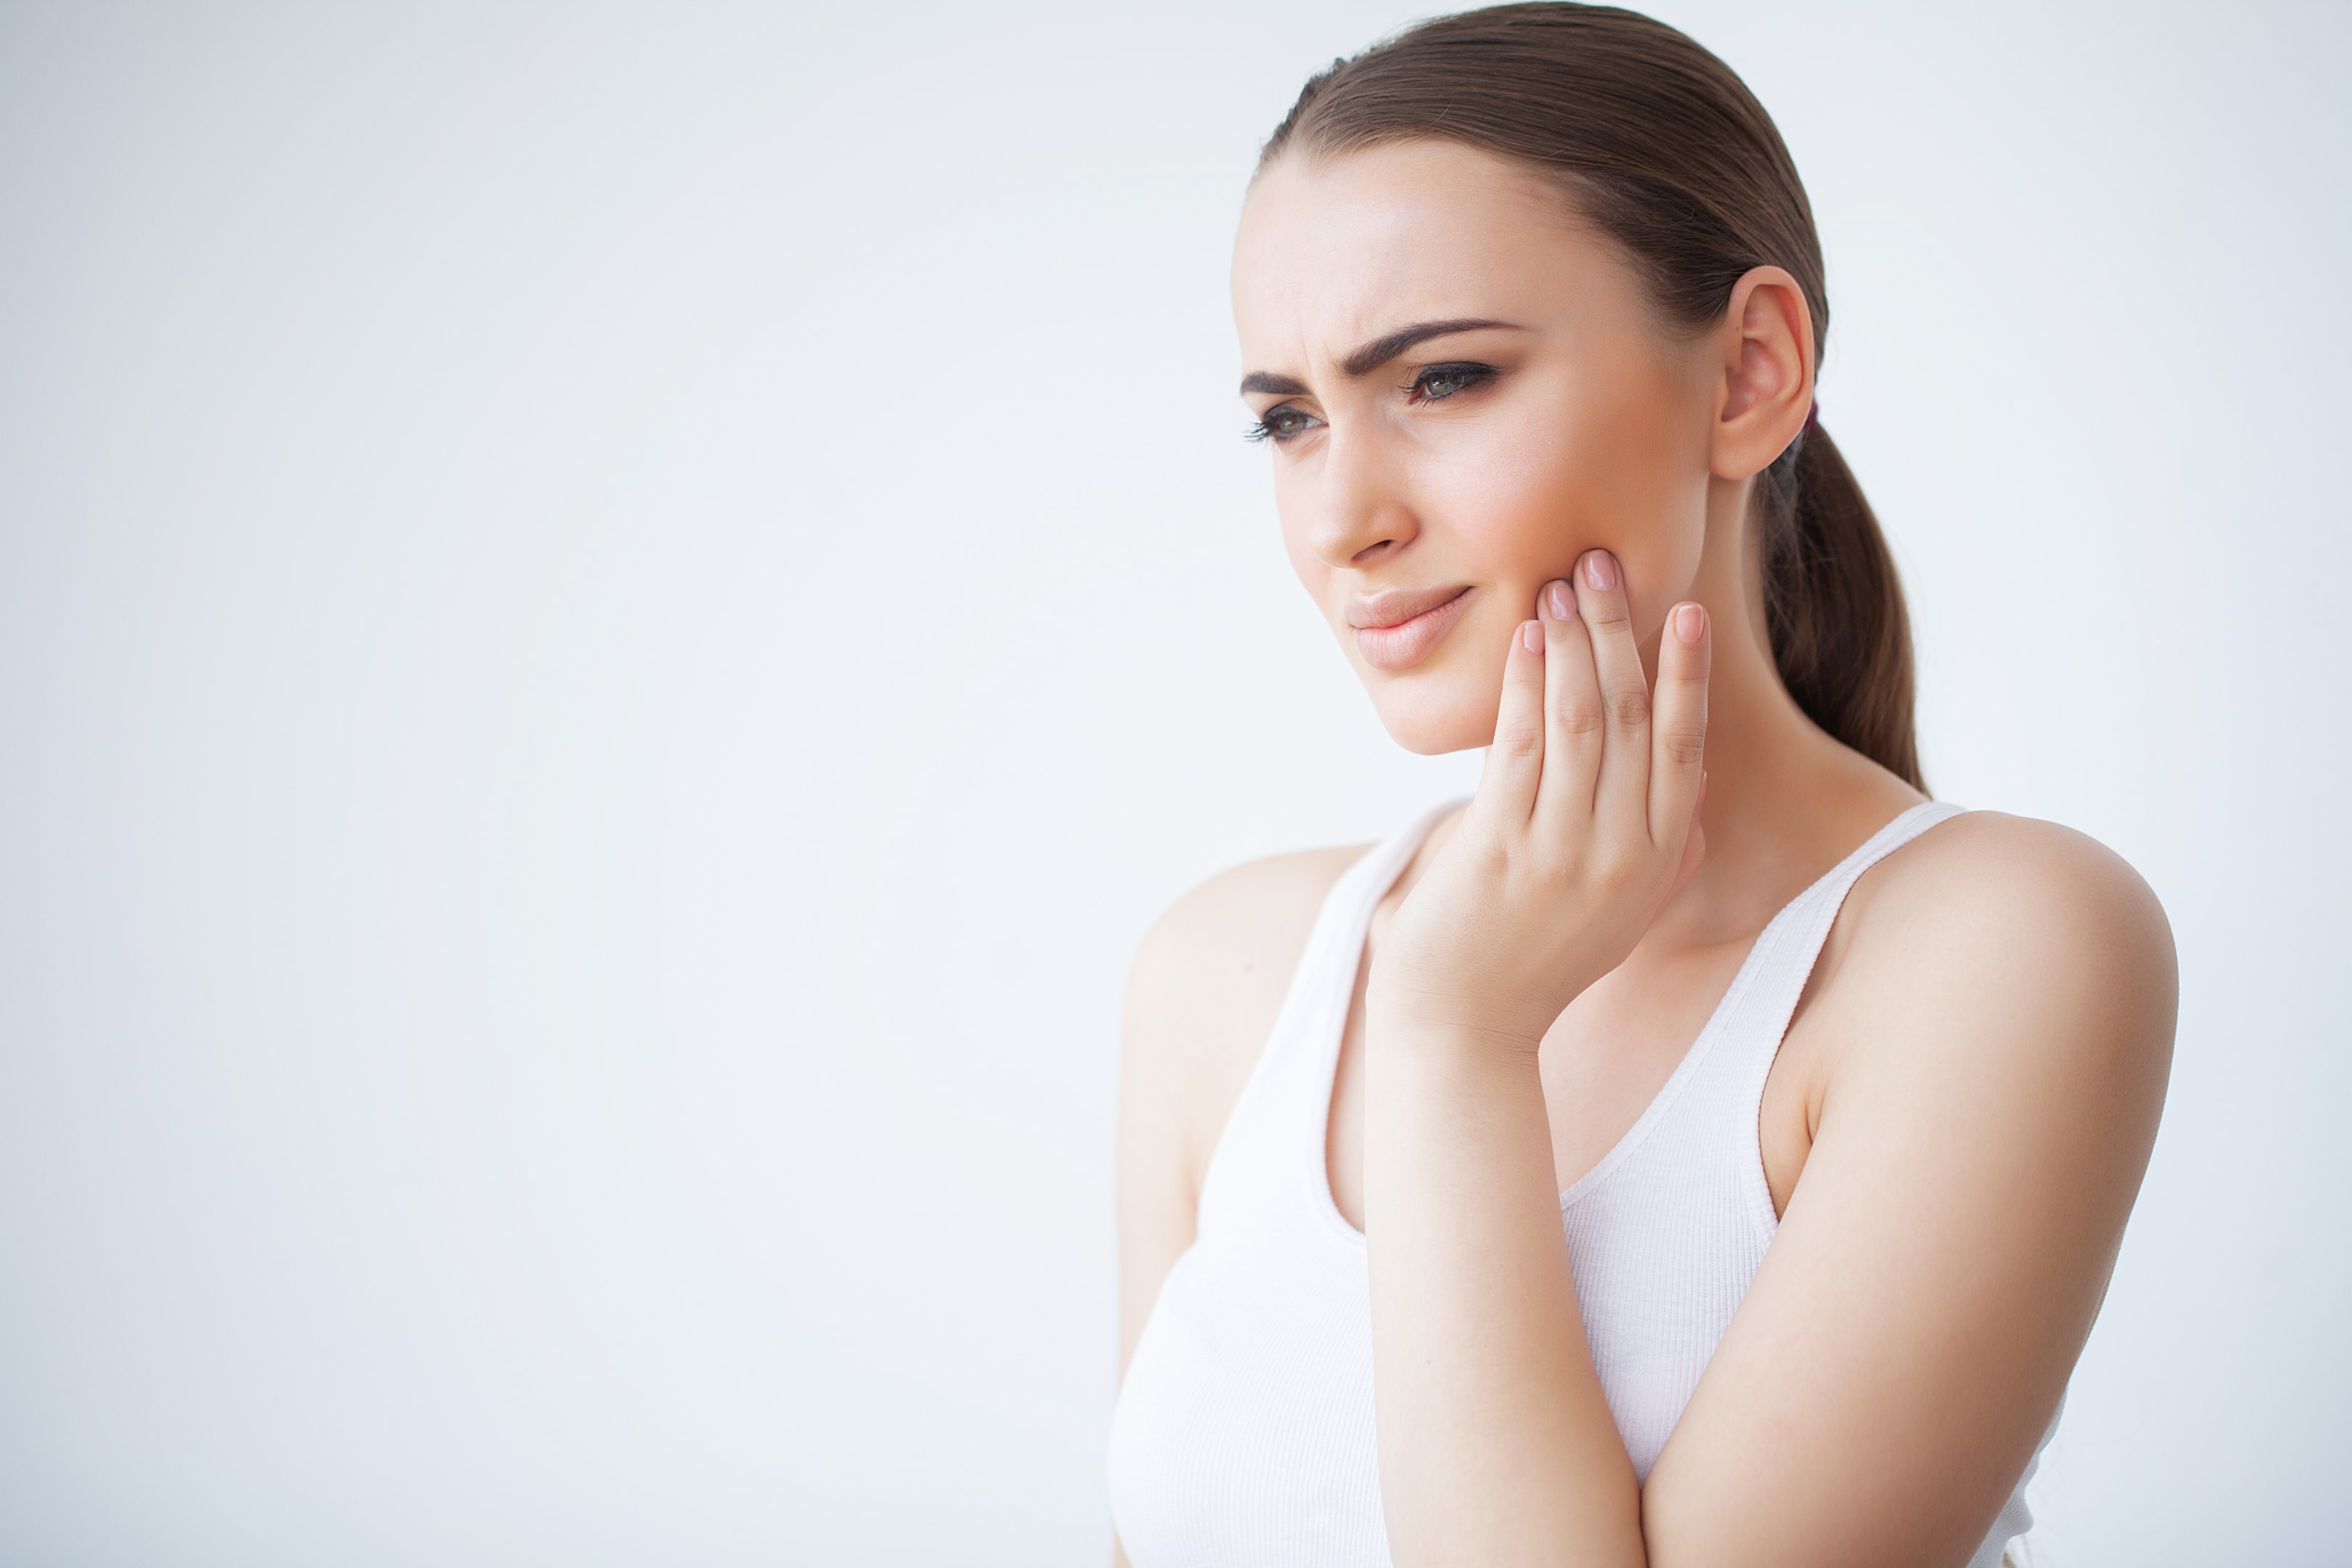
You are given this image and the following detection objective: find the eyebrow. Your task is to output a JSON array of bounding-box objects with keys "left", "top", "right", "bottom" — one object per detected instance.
[{"left": 1238, "top": 318, "right": 1519, "bottom": 397}]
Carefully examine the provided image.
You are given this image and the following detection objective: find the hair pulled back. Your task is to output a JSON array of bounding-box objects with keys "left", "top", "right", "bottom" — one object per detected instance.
[{"left": 1262, "top": 2, "right": 1922, "bottom": 788}]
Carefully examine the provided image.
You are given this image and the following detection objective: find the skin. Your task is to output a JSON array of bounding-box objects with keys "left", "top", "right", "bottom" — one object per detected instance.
[{"left": 1116, "top": 139, "right": 2175, "bottom": 1568}]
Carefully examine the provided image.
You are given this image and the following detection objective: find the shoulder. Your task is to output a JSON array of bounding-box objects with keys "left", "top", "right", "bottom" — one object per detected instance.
[
  {"left": 1114, "top": 844, "right": 1365, "bottom": 1358},
  {"left": 1662, "top": 813, "right": 2177, "bottom": 1548},
  {"left": 1847, "top": 810, "right": 2173, "bottom": 981},
  {"left": 1124, "top": 843, "right": 1369, "bottom": 1077},
  {"left": 1121, "top": 845, "right": 1368, "bottom": 1184},
  {"left": 1127, "top": 844, "right": 1368, "bottom": 1018},
  {"left": 1822, "top": 809, "right": 2177, "bottom": 1099}
]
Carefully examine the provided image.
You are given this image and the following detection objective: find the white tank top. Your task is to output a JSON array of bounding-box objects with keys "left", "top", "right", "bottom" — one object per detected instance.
[{"left": 1108, "top": 799, "right": 2051, "bottom": 1568}]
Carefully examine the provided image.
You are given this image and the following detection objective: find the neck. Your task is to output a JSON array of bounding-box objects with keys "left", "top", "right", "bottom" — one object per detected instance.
[
  {"left": 1657, "top": 479, "right": 1923, "bottom": 944},
  {"left": 1398, "top": 489, "right": 1920, "bottom": 950}
]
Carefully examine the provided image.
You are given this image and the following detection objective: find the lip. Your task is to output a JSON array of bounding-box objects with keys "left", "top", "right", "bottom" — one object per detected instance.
[{"left": 1349, "top": 585, "right": 1474, "bottom": 671}]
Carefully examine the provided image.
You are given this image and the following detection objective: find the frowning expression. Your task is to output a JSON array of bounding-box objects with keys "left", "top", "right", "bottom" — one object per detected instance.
[{"left": 1231, "top": 139, "right": 1720, "bottom": 754}]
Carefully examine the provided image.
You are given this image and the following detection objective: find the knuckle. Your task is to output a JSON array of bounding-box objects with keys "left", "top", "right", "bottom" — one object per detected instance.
[
  {"left": 1557, "top": 698, "right": 1607, "bottom": 738},
  {"left": 1593, "top": 852, "right": 1641, "bottom": 896},
  {"left": 1606, "top": 687, "right": 1651, "bottom": 729},
  {"left": 1495, "top": 719, "right": 1544, "bottom": 759},
  {"left": 1661, "top": 727, "right": 1707, "bottom": 767}
]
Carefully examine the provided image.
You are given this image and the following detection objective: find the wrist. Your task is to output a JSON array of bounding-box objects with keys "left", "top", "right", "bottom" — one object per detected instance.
[{"left": 1363, "top": 978, "right": 1551, "bottom": 1066}]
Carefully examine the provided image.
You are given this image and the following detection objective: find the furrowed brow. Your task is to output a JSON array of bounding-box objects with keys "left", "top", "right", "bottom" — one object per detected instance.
[
  {"left": 1239, "top": 371, "right": 1310, "bottom": 396},
  {"left": 1339, "top": 318, "right": 1516, "bottom": 378},
  {"left": 1238, "top": 319, "right": 1519, "bottom": 399}
]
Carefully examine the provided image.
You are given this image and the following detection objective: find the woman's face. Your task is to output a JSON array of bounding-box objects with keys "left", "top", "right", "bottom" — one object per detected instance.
[{"left": 1231, "top": 139, "right": 1720, "bottom": 755}]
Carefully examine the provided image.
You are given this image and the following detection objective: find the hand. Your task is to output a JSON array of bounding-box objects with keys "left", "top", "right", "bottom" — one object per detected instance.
[{"left": 1369, "top": 550, "right": 1711, "bottom": 1052}]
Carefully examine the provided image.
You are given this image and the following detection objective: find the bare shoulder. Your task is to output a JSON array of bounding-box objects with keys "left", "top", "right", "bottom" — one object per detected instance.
[
  {"left": 1122, "top": 845, "right": 1369, "bottom": 1187},
  {"left": 1667, "top": 813, "right": 2179, "bottom": 1553},
  {"left": 1846, "top": 810, "right": 2174, "bottom": 979},
  {"left": 1125, "top": 844, "right": 1371, "bottom": 1082},
  {"left": 1824, "top": 809, "right": 2178, "bottom": 1093}
]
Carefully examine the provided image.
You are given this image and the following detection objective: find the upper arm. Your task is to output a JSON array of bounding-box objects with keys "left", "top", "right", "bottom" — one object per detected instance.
[
  {"left": 1116, "top": 846, "right": 1366, "bottom": 1373},
  {"left": 1643, "top": 814, "right": 2176, "bottom": 1566}
]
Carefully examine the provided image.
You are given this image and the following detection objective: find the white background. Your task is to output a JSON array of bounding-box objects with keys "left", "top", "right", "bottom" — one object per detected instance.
[{"left": 3, "top": 2, "right": 2345, "bottom": 1563}]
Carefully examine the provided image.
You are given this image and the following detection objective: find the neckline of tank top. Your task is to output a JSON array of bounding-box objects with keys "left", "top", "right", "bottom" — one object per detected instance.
[{"left": 1305, "top": 798, "right": 1965, "bottom": 1249}]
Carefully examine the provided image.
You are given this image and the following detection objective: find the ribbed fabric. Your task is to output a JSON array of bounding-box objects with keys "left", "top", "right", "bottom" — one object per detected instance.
[{"left": 1108, "top": 800, "right": 2051, "bottom": 1567}]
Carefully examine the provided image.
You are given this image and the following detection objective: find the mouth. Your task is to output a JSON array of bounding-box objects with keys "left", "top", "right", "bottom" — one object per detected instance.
[{"left": 1349, "top": 586, "right": 1474, "bottom": 671}]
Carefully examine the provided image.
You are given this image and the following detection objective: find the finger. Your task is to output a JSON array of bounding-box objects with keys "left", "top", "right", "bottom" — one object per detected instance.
[
  {"left": 1666, "top": 770, "right": 1709, "bottom": 903},
  {"left": 1668, "top": 813, "right": 1706, "bottom": 902},
  {"left": 1469, "top": 618, "right": 1547, "bottom": 833},
  {"left": 1572, "top": 549, "right": 1651, "bottom": 833},
  {"left": 1649, "top": 602, "right": 1710, "bottom": 849},
  {"left": 1538, "top": 576, "right": 1604, "bottom": 816}
]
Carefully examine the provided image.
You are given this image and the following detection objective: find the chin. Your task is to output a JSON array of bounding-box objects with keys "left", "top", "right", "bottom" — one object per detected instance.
[{"left": 1364, "top": 669, "right": 1501, "bottom": 756}]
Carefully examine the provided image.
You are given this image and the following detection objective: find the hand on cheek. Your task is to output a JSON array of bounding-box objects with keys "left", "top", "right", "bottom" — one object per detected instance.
[{"left": 1369, "top": 550, "right": 1710, "bottom": 1047}]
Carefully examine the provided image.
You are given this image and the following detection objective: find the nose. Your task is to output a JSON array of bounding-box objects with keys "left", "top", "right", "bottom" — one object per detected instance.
[{"left": 1302, "top": 425, "right": 1418, "bottom": 570}]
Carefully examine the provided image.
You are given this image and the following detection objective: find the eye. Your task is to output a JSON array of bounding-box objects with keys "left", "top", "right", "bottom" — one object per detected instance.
[
  {"left": 1409, "top": 362, "right": 1498, "bottom": 403},
  {"left": 1245, "top": 404, "right": 1322, "bottom": 444}
]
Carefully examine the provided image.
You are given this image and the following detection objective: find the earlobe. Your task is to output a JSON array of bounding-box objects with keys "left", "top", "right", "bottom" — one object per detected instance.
[{"left": 1710, "top": 267, "right": 1816, "bottom": 481}]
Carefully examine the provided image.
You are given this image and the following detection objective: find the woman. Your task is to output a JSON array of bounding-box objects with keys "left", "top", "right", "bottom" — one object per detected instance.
[{"left": 1106, "top": 7, "right": 2176, "bottom": 1567}]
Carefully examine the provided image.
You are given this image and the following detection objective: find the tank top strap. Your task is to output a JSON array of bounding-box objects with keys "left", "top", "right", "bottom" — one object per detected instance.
[
  {"left": 1721, "top": 799, "right": 1968, "bottom": 1233},
  {"left": 1286, "top": 798, "right": 1461, "bottom": 1045},
  {"left": 1213, "top": 799, "right": 1463, "bottom": 1164}
]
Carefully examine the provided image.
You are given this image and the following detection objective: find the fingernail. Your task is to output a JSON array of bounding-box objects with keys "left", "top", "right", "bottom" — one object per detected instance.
[
  {"left": 1519, "top": 620, "right": 1544, "bottom": 653},
  {"left": 1584, "top": 552, "right": 1617, "bottom": 591},
  {"left": 1673, "top": 603, "right": 1707, "bottom": 644},
  {"left": 1544, "top": 580, "right": 1575, "bottom": 620}
]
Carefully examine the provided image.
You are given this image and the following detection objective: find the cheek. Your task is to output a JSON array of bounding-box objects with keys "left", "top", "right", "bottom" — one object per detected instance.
[
  {"left": 1425, "top": 375, "right": 1710, "bottom": 624},
  {"left": 1415, "top": 400, "right": 1609, "bottom": 583}
]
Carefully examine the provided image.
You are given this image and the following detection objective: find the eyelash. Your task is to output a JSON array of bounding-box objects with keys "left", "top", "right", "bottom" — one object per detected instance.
[
  {"left": 1407, "top": 362, "right": 1498, "bottom": 403},
  {"left": 1245, "top": 362, "right": 1500, "bottom": 444},
  {"left": 1244, "top": 409, "right": 1312, "bottom": 444}
]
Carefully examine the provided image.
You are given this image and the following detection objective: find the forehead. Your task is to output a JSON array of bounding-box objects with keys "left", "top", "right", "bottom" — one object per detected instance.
[{"left": 1232, "top": 140, "right": 1630, "bottom": 365}]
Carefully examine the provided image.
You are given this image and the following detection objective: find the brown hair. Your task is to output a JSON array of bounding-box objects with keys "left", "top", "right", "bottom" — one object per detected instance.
[{"left": 1261, "top": 2, "right": 1922, "bottom": 788}]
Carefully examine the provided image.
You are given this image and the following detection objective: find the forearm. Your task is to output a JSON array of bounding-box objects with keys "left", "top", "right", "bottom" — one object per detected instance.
[
  {"left": 1357, "top": 563, "right": 1705, "bottom": 1564},
  {"left": 1364, "top": 1017, "right": 1644, "bottom": 1568}
]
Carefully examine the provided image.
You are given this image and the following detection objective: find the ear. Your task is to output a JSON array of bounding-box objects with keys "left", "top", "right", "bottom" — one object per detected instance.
[{"left": 1708, "top": 266, "right": 1816, "bottom": 481}]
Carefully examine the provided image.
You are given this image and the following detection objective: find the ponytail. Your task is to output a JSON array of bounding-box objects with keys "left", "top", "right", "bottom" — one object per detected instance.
[
  {"left": 1261, "top": 2, "right": 1924, "bottom": 789},
  {"left": 1759, "top": 423, "right": 1922, "bottom": 788}
]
